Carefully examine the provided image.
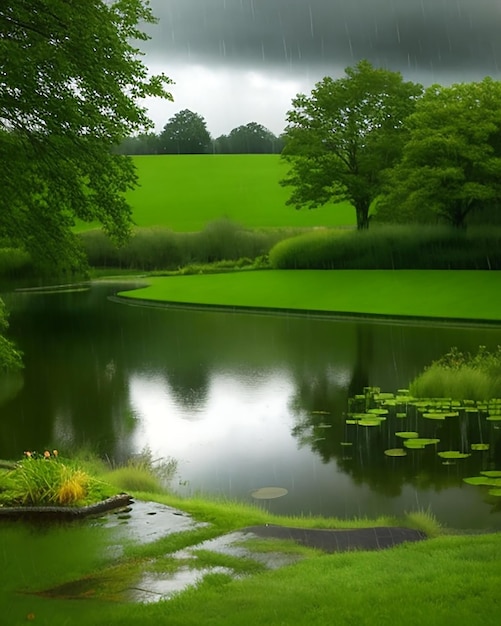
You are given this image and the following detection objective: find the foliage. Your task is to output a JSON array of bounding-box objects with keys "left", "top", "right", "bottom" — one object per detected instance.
[
  {"left": 0, "top": 299, "right": 23, "bottom": 371},
  {"left": 80, "top": 219, "right": 288, "bottom": 270},
  {"left": 410, "top": 346, "right": 501, "bottom": 400},
  {"left": 281, "top": 60, "right": 422, "bottom": 229},
  {"left": 0, "top": 0, "right": 173, "bottom": 275},
  {"left": 0, "top": 450, "right": 113, "bottom": 506},
  {"left": 379, "top": 78, "right": 501, "bottom": 228},
  {"left": 268, "top": 224, "right": 501, "bottom": 270},
  {"left": 159, "top": 109, "right": 212, "bottom": 154},
  {"left": 214, "top": 122, "right": 284, "bottom": 154}
]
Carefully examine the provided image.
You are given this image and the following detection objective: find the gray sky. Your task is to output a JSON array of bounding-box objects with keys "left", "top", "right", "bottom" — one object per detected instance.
[{"left": 141, "top": 0, "right": 501, "bottom": 137}]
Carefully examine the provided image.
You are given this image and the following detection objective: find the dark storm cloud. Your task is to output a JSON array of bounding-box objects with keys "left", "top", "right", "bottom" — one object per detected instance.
[{"left": 146, "top": 0, "right": 501, "bottom": 78}]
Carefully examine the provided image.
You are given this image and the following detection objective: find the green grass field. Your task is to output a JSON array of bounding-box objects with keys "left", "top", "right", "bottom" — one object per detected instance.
[
  {"left": 77, "top": 154, "right": 354, "bottom": 232},
  {"left": 118, "top": 270, "right": 501, "bottom": 322}
]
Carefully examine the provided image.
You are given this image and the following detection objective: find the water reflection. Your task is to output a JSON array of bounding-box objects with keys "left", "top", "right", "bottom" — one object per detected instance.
[{"left": 1, "top": 283, "right": 501, "bottom": 529}]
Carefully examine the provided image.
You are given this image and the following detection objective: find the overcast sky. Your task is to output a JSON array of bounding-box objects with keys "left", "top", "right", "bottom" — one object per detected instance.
[{"left": 140, "top": 0, "right": 501, "bottom": 137}]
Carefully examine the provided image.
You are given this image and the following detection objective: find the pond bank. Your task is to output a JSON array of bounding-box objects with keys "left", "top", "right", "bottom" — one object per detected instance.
[{"left": 115, "top": 270, "right": 501, "bottom": 323}]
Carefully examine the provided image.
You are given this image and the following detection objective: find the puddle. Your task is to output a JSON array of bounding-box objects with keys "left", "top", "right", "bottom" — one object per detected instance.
[
  {"left": 34, "top": 500, "right": 304, "bottom": 604},
  {"left": 93, "top": 499, "right": 208, "bottom": 551},
  {"left": 174, "top": 531, "right": 304, "bottom": 570},
  {"left": 129, "top": 566, "right": 235, "bottom": 603}
]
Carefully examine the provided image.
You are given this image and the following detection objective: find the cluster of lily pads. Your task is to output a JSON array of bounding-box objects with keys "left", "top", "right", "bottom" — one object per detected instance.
[{"left": 345, "top": 387, "right": 501, "bottom": 496}]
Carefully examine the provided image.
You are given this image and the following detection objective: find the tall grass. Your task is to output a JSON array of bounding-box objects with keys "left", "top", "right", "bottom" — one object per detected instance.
[
  {"left": 79, "top": 219, "right": 292, "bottom": 271},
  {"left": 410, "top": 346, "right": 501, "bottom": 400},
  {"left": 269, "top": 224, "right": 501, "bottom": 270}
]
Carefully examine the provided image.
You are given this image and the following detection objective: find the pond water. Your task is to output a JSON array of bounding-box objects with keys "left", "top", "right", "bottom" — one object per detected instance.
[{"left": 1, "top": 282, "right": 501, "bottom": 530}]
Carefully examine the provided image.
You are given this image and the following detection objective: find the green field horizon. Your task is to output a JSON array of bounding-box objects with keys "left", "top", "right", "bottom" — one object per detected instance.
[{"left": 79, "top": 154, "right": 355, "bottom": 232}]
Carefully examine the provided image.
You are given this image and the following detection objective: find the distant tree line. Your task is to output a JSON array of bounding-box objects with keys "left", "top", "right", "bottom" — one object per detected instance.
[{"left": 117, "top": 109, "right": 284, "bottom": 155}]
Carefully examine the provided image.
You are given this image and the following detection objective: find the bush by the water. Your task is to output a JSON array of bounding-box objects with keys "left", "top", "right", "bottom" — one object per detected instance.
[
  {"left": 269, "top": 225, "right": 501, "bottom": 270},
  {"left": 79, "top": 218, "right": 290, "bottom": 271},
  {"left": 409, "top": 346, "right": 501, "bottom": 401}
]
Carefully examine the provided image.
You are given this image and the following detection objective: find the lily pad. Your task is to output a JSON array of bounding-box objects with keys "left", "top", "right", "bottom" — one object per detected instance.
[
  {"left": 358, "top": 419, "right": 383, "bottom": 427},
  {"left": 486, "top": 415, "right": 501, "bottom": 421},
  {"left": 396, "top": 412, "right": 407, "bottom": 418},
  {"left": 480, "top": 470, "right": 501, "bottom": 478},
  {"left": 345, "top": 420, "right": 357, "bottom": 425},
  {"left": 471, "top": 443, "right": 490, "bottom": 451},
  {"left": 437, "top": 451, "right": 471, "bottom": 460},
  {"left": 384, "top": 448, "right": 407, "bottom": 457},
  {"left": 403, "top": 440, "right": 425, "bottom": 449},
  {"left": 422, "top": 412, "right": 446, "bottom": 420},
  {"left": 395, "top": 432, "right": 419, "bottom": 439},
  {"left": 463, "top": 477, "right": 499, "bottom": 486},
  {"left": 251, "top": 487, "right": 288, "bottom": 500},
  {"left": 367, "top": 408, "right": 389, "bottom": 415},
  {"left": 488, "top": 489, "right": 501, "bottom": 497},
  {"left": 340, "top": 442, "right": 353, "bottom": 446},
  {"left": 404, "top": 438, "right": 439, "bottom": 448}
]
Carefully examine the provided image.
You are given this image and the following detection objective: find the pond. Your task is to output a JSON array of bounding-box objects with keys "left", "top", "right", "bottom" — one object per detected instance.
[{"left": 1, "top": 282, "right": 501, "bottom": 530}]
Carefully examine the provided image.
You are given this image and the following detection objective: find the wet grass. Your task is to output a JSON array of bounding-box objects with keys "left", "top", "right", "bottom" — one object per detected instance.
[
  {"left": 117, "top": 269, "right": 501, "bottom": 321},
  {"left": 75, "top": 155, "right": 354, "bottom": 233}
]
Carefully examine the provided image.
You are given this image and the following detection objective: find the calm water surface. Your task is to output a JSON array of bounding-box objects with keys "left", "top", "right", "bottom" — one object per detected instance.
[{"left": 2, "top": 282, "right": 501, "bottom": 530}]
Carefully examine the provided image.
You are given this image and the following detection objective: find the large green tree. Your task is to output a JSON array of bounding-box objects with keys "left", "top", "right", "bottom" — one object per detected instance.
[
  {"left": 281, "top": 61, "right": 422, "bottom": 229},
  {"left": 0, "top": 0, "right": 172, "bottom": 274},
  {"left": 159, "top": 109, "right": 211, "bottom": 154},
  {"left": 0, "top": 0, "right": 172, "bottom": 368},
  {"left": 378, "top": 78, "right": 501, "bottom": 228}
]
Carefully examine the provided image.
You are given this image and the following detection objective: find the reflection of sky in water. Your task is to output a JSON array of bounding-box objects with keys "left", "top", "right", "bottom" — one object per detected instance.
[
  {"left": 129, "top": 369, "right": 351, "bottom": 509},
  {"left": 128, "top": 369, "right": 501, "bottom": 529}
]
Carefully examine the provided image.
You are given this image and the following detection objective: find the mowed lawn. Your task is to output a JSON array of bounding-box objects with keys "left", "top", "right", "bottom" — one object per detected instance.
[
  {"left": 119, "top": 270, "right": 501, "bottom": 322},
  {"left": 79, "top": 154, "right": 354, "bottom": 232}
]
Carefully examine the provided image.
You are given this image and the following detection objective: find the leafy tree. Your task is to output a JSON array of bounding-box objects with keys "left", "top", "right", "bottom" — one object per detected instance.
[
  {"left": 0, "top": 0, "right": 172, "bottom": 274},
  {"left": 281, "top": 61, "right": 423, "bottom": 229},
  {"left": 378, "top": 78, "right": 501, "bottom": 228},
  {"left": 159, "top": 109, "right": 211, "bottom": 154},
  {"left": 215, "top": 122, "right": 283, "bottom": 153},
  {"left": 0, "top": 0, "right": 172, "bottom": 368}
]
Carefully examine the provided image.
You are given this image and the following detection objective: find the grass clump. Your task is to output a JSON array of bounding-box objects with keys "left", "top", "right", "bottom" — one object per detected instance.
[
  {"left": 0, "top": 450, "right": 113, "bottom": 507},
  {"left": 410, "top": 346, "right": 501, "bottom": 401},
  {"left": 269, "top": 224, "right": 501, "bottom": 270},
  {"left": 101, "top": 448, "right": 177, "bottom": 495}
]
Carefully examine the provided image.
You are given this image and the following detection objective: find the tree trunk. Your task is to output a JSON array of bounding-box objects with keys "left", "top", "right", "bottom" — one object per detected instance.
[{"left": 355, "top": 203, "right": 370, "bottom": 230}]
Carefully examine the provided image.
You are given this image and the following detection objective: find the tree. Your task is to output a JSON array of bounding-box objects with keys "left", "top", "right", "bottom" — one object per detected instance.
[
  {"left": 378, "top": 78, "right": 501, "bottom": 228},
  {"left": 0, "top": 0, "right": 172, "bottom": 367},
  {"left": 281, "top": 61, "right": 423, "bottom": 229},
  {"left": 0, "top": 0, "right": 172, "bottom": 274},
  {"left": 215, "top": 122, "right": 283, "bottom": 153},
  {"left": 159, "top": 109, "right": 211, "bottom": 154}
]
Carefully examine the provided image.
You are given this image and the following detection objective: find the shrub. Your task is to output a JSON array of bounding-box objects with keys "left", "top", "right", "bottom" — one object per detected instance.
[
  {"left": 268, "top": 225, "right": 501, "bottom": 270},
  {"left": 79, "top": 219, "right": 289, "bottom": 271},
  {"left": 409, "top": 346, "right": 501, "bottom": 400}
]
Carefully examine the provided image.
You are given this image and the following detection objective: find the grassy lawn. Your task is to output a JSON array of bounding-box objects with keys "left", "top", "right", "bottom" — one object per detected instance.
[
  {"left": 118, "top": 269, "right": 501, "bottom": 322},
  {"left": 2, "top": 489, "right": 498, "bottom": 626},
  {"left": 76, "top": 155, "right": 354, "bottom": 232}
]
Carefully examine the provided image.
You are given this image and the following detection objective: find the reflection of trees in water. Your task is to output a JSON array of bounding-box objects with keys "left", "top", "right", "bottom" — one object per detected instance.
[
  {"left": 290, "top": 354, "right": 501, "bottom": 498},
  {"left": 164, "top": 365, "right": 210, "bottom": 414}
]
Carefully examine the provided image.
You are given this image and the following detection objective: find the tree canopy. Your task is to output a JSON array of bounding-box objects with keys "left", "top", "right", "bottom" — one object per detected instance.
[
  {"left": 281, "top": 61, "right": 422, "bottom": 229},
  {"left": 159, "top": 109, "right": 212, "bottom": 154},
  {"left": 0, "top": 0, "right": 172, "bottom": 274},
  {"left": 378, "top": 78, "right": 501, "bottom": 228},
  {"left": 215, "top": 122, "right": 283, "bottom": 154}
]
